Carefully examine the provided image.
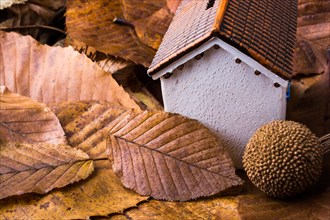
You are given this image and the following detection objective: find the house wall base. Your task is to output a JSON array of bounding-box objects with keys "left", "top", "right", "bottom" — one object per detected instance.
[{"left": 160, "top": 45, "right": 287, "bottom": 169}]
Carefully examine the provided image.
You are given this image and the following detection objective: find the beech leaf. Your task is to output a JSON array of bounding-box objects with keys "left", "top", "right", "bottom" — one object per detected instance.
[
  {"left": 0, "top": 160, "right": 148, "bottom": 219},
  {"left": 107, "top": 111, "right": 243, "bottom": 201},
  {"left": 0, "top": 31, "right": 139, "bottom": 110},
  {"left": 122, "top": 196, "right": 240, "bottom": 219},
  {"left": 0, "top": 141, "right": 94, "bottom": 199},
  {"left": 0, "top": 86, "right": 66, "bottom": 144},
  {"left": 66, "top": 0, "right": 172, "bottom": 66},
  {"left": 49, "top": 101, "right": 130, "bottom": 159}
]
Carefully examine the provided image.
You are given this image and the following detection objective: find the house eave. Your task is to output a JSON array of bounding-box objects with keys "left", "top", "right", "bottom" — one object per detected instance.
[{"left": 151, "top": 37, "right": 288, "bottom": 88}]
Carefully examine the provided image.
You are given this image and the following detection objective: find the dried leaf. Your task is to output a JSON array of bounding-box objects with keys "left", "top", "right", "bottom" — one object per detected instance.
[
  {"left": 0, "top": 160, "right": 148, "bottom": 219},
  {"left": 288, "top": 55, "right": 330, "bottom": 137},
  {"left": 114, "top": 158, "right": 330, "bottom": 219},
  {"left": 0, "top": 0, "right": 27, "bottom": 10},
  {"left": 134, "top": 7, "right": 173, "bottom": 50},
  {"left": 98, "top": 57, "right": 136, "bottom": 75},
  {"left": 0, "top": 141, "right": 94, "bottom": 199},
  {"left": 49, "top": 101, "right": 130, "bottom": 160},
  {"left": 0, "top": 31, "right": 139, "bottom": 110},
  {"left": 107, "top": 111, "right": 243, "bottom": 201},
  {"left": 125, "top": 87, "right": 164, "bottom": 111},
  {"left": 293, "top": 0, "right": 330, "bottom": 75},
  {"left": 0, "top": 86, "right": 65, "bottom": 144},
  {"left": 122, "top": 196, "right": 240, "bottom": 219},
  {"left": 29, "top": 0, "right": 66, "bottom": 10},
  {"left": 66, "top": 0, "right": 172, "bottom": 66},
  {"left": 237, "top": 193, "right": 330, "bottom": 220},
  {"left": 0, "top": 2, "right": 61, "bottom": 43}
]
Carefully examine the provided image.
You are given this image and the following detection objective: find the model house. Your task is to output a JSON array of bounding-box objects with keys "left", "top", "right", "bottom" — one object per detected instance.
[{"left": 147, "top": 0, "right": 297, "bottom": 168}]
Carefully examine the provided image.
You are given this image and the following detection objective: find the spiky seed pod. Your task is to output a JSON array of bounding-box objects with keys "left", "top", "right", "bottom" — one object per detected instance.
[{"left": 243, "top": 120, "right": 323, "bottom": 198}]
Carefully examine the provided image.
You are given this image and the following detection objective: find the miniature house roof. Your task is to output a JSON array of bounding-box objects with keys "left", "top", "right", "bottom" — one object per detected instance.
[{"left": 147, "top": 0, "right": 297, "bottom": 80}]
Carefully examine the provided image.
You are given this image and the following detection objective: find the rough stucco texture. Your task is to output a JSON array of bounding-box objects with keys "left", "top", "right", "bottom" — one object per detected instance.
[{"left": 161, "top": 47, "right": 287, "bottom": 168}]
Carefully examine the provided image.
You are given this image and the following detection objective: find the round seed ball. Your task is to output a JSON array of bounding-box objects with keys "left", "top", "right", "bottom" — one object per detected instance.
[{"left": 243, "top": 120, "right": 323, "bottom": 198}]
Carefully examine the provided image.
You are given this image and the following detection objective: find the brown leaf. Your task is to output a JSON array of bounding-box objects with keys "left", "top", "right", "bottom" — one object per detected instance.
[
  {"left": 0, "top": 31, "right": 139, "bottom": 110},
  {"left": 0, "top": 141, "right": 94, "bottom": 199},
  {"left": 237, "top": 193, "right": 330, "bottom": 220},
  {"left": 66, "top": 0, "right": 172, "bottom": 66},
  {"left": 134, "top": 7, "right": 173, "bottom": 50},
  {"left": 0, "top": 2, "right": 60, "bottom": 43},
  {"left": 29, "top": 0, "right": 66, "bottom": 10},
  {"left": 107, "top": 110, "right": 243, "bottom": 201},
  {"left": 0, "top": 160, "right": 148, "bottom": 219},
  {"left": 287, "top": 55, "right": 330, "bottom": 137},
  {"left": 122, "top": 196, "right": 240, "bottom": 219},
  {"left": 0, "top": 86, "right": 65, "bottom": 144},
  {"left": 98, "top": 57, "right": 136, "bottom": 75},
  {"left": 293, "top": 0, "right": 330, "bottom": 75},
  {"left": 49, "top": 101, "right": 130, "bottom": 159},
  {"left": 112, "top": 158, "right": 330, "bottom": 219}
]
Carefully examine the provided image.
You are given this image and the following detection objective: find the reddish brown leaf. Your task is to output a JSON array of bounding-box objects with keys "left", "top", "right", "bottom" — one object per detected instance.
[
  {"left": 0, "top": 31, "right": 139, "bottom": 110},
  {"left": 0, "top": 86, "right": 65, "bottom": 144},
  {"left": 288, "top": 54, "right": 330, "bottom": 137},
  {"left": 107, "top": 110, "right": 243, "bottom": 201},
  {"left": 293, "top": 0, "right": 330, "bottom": 75}
]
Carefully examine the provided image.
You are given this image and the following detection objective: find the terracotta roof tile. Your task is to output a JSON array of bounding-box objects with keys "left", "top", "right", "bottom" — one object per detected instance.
[{"left": 148, "top": 0, "right": 297, "bottom": 80}]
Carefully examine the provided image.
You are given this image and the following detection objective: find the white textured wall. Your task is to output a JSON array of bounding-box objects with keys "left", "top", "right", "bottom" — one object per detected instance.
[{"left": 161, "top": 47, "right": 287, "bottom": 168}]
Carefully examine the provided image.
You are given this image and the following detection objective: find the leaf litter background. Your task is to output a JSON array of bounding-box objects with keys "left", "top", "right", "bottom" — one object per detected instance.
[{"left": 0, "top": 0, "right": 329, "bottom": 219}]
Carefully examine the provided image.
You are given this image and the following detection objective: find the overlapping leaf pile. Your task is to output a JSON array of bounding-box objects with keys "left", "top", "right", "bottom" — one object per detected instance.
[
  {"left": 1, "top": 0, "right": 330, "bottom": 219},
  {"left": 0, "top": 30, "right": 244, "bottom": 218}
]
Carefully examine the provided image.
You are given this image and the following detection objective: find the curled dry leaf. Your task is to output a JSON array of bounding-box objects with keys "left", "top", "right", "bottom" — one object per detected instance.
[
  {"left": 107, "top": 110, "right": 243, "bottom": 201},
  {"left": 293, "top": 0, "right": 330, "bottom": 75},
  {"left": 98, "top": 57, "right": 136, "bottom": 75},
  {"left": 0, "top": 2, "right": 61, "bottom": 43},
  {"left": 0, "top": 31, "right": 139, "bottom": 110},
  {"left": 288, "top": 54, "right": 330, "bottom": 137},
  {"left": 0, "top": 86, "right": 65, "bottom": 144},
  {"left": 49, "top": 101, "right": 130, "bottom": 159},
  {"left": 0, "top": 141, "right": 94, "bottom": 199},
  {"left": 66, "top": 0, "right": 172, "bottom": 66},
  {"left": 0, "top": 160, "right": 148, "bottom": 219}
]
